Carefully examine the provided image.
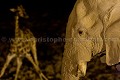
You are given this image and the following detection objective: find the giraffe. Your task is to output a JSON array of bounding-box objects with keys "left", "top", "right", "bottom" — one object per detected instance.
[{"left": 0, "top": 5, "right": 48, "bottom": 80}]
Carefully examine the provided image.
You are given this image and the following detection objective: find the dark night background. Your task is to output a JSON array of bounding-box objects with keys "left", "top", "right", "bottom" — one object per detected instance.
[{"left": 0, "top": 0, "right": 120, "bottom": 80}]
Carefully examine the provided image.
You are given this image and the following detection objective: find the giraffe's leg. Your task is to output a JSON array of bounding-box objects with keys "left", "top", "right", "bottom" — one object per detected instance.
[
  {"left": 14, "top": 57, "right": 22, "bottom": 80},
  {"left": 0, "top": 53, "right": 16, "bottom": 78},
  {"left": 31, "top": 40, "right": 39, "bottom": 65},
  {"left": 77, "top": 61, "right": 87, "bottom": 78},
  {"left": 25, "top": 53, "right": 48, "bottom": 80}
]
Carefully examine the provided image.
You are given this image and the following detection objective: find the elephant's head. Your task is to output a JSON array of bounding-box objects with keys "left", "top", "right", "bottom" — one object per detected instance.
[
  {"left": 61, "top": 0, "right": 104, "bottom": 80},
  {"left": 61, "top": 0, "right": 120, "bottom": 80}
]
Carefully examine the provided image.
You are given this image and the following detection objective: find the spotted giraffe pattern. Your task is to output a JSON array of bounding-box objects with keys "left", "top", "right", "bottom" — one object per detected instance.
[{"left": 9, "top": 28, "right": 35, "bottom": 57}]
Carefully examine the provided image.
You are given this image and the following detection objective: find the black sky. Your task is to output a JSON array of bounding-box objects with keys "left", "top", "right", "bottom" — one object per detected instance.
[
  {"left": 0, "top": 0, "right": 76, "bottom": 37},
  {"left": 0, "top": 0, "right": 76, "bottom": 30},
  {"left": 0, "top": 0, "right": 76, "bottom": 18}
]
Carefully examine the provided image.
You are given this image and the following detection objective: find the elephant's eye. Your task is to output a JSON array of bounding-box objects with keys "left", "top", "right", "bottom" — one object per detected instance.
[{"left": 79, "top": 30, "right": 83, "bottom": 35}]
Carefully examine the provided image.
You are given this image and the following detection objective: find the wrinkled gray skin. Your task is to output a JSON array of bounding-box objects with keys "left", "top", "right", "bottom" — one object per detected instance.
[{"left": 62, "top": 0, "right": 120, "bottom": 80}]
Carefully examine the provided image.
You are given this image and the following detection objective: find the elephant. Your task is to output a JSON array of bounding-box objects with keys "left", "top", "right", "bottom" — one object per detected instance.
[{"left": 61, "top": 0, "right": 120, "bottom": 80}]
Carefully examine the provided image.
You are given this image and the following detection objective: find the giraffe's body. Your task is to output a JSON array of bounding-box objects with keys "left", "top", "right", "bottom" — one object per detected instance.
[
  {"left": 0, "top": 5, "right": 48, "bottom": 80},
  {"left": 10, "top": 28, "right": 35, "bottom": 57}
]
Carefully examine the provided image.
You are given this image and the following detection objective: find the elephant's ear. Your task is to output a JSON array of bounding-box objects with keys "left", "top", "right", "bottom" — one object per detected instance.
[
  {"left": 105, "top": 3, "right": 120, "bottom": 66},
  {"left": 105, "top": 22, "right": 120, "bottom": 65}
]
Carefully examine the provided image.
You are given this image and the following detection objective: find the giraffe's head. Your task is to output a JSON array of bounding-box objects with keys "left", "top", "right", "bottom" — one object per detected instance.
[{"left": 10, "top": 5, "right": 29, "bottom": 19}]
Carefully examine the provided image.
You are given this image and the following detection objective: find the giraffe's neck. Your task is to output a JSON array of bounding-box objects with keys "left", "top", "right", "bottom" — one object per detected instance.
[{"left": 15, "top": 15, "right": 20, "bottom": 38}]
